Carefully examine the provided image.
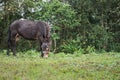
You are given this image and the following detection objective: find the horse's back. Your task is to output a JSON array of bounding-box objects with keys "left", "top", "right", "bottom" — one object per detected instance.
[{"left": 9, "top": 19, "right": 50, "bottom": 40}]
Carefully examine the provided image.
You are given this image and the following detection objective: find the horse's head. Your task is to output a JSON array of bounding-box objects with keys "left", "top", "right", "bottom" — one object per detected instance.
[{"left": 41, "top": 42, "right": 50, "bottom": 58}]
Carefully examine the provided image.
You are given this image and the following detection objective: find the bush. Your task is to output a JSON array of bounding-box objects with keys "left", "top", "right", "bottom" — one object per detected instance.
[
  {"left": 59, "top": 39, "right": 81, "bottom": 54},
  {"left": 85, "top": 46, "right": 96, "bottom": 54}
]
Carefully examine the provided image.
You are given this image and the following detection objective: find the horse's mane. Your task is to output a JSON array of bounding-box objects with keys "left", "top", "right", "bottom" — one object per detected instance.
[{"left": 37, "top": 21, "right": 48, "bottom": 39}]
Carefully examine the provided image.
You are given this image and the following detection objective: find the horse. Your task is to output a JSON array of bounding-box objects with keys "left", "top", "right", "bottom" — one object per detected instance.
[{"left": 7, "top": 19, "right": 51, "bottom": 58}]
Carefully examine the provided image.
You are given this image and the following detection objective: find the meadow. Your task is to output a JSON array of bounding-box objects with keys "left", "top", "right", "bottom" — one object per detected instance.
[{"left": 0, "top": 50, "right": 120, "bottom": 80}]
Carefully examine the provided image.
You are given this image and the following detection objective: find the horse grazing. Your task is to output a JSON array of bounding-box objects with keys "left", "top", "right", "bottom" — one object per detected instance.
[{"left": 7, "top": 19, "right": 50, "bottom": 58}]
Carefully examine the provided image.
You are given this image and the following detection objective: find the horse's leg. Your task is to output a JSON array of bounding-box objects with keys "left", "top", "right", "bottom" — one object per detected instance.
[
  {"left": 7, "top": 39, "right": 12, "bottom": 56},
  {"left": 11, "top": 33, "right": 17, "bottom": 56},
  {"left": 12, "top": 39, "right": 16, "bottom": 56},
  {"left": 39, "top": 41, "right": 43, "bottom": 57}
]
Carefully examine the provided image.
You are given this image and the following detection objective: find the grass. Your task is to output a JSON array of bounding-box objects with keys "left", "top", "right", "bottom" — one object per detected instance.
[{"left": 0, "top": 50, "right": 120, "bottom": 80}]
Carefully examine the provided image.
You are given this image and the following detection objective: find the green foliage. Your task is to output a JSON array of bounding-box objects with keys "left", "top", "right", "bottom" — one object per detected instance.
[
  {"left": 66, "top": 0, "right": 120, "bottom": 52},
  {"left": 85, "top": 46, "right": 96, "bottom": 54},
  {"left": 0, "top": 0, "right": 120, "bottom": 52},
  {"left": 60, "top": 39, "right": 81, "bottom": 53},
  {"left": 31, "top": 0, "right": 78, "bottom": 27}
]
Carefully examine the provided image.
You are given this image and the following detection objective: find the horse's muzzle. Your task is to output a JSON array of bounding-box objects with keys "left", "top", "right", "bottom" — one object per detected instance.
[{"left": 42, "top": 51, "right": 49, "bottom": 58}]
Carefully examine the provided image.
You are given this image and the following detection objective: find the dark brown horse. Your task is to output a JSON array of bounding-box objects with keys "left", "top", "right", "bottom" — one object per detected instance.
[{"left": 7, "top": 19, "right": 50, "bottom": 58}]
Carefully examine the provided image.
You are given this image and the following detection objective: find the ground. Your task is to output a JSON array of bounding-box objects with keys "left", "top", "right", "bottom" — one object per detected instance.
[{"left": 0, "top": 51, "right": 120, "bottom": 80}]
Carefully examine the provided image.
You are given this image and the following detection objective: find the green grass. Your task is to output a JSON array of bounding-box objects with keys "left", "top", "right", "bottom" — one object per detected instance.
[{"left": 0, "top": 51, "right": 120, "bottom": 80}]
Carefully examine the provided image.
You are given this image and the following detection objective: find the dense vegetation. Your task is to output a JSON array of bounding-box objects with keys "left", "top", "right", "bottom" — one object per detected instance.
[
  {"left": 0, "top": 0, "right": 120, "bottom": 53},
  {"left": 0, "top": 51, "right": 120, "bottom": 80}
]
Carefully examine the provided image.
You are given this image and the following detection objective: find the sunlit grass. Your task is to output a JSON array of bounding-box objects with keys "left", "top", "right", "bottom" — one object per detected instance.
[{"left": 0, "top": 50, "right": 120, "bottom": 80}]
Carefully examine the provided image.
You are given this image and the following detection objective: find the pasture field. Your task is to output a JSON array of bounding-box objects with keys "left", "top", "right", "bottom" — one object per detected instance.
[{"left": 0, "top": 50, "right": 120, "bottom": 80}]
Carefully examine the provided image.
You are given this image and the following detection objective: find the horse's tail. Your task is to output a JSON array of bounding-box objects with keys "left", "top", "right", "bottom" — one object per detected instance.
[{"left": 7, "top": 26, "right": 12, "bottom": 55}]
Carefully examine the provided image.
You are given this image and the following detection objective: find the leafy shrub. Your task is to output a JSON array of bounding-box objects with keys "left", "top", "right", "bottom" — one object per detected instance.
[
  {"left": 59, "top": 39, "right": 81, "bottom": 54},
  {"left": 74, "top": 48, "right": 85, "bottom": 56},
  {"left": 84, "top": 46, "right": 96, "bottom": 54}
]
